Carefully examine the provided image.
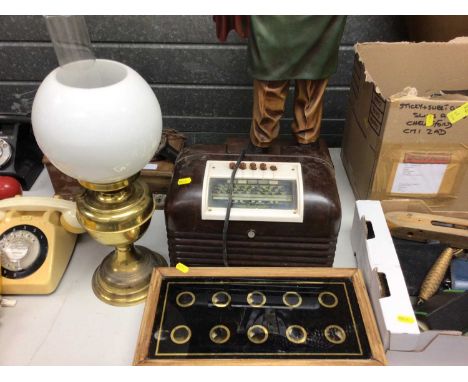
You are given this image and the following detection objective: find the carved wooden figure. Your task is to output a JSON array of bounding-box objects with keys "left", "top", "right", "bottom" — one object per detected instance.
[{"left": 214, "top": 16, "right": 347, "bottom": 148}]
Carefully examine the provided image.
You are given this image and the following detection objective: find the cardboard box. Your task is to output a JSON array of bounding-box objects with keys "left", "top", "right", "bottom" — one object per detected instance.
[
  {"left": 342, "top": 40, "right": 468, "bottom": 213},
  {"left": 352, "top": 200, "right": 468, "bottom": 364},
  {"left": 380, "top": 198, "right": 468, "bottom": 220}
]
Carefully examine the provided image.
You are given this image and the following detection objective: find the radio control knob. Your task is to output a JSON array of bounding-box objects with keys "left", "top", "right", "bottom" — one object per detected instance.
[
  {"left": 239, "top": 162, "right": 247, "bottom": 170},
  {"left": 249, "top": 162, "right": 257, "bottom": 170},
  {"left": 229, "top": 162, "right": 235, "bottom": 169},
  {"left": 260, "top": 163, "right": 267, "bottom": 171},
  {"left": 270, "top": 165, "right": 277, "bottom": 171}
]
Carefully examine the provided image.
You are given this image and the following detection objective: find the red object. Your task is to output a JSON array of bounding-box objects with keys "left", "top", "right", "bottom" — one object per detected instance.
[
  {"left": 213, "top": 16, "right": 250, "bottom": 42},
  {"left": 0, "top": 176, "right": 22, "bottom": 200}
]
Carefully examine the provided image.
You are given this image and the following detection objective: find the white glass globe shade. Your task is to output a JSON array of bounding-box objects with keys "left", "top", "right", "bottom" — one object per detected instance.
[{"left": 32, "top": 59, "right": 162, "bottom": 184}]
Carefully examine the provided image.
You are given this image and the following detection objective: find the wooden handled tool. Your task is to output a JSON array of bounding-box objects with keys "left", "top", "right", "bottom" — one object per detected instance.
[
  {"left": 385, "top": 211, "right": 467, "bottom": 305},
  {"left": 417, "top": 247, "right": 463, "bottom": 305},
  {"left": 385, "top": 212, "right": 468, "bottom": 249}
]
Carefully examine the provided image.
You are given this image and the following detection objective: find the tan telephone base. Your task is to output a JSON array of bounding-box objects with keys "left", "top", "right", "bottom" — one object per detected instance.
[{"left": 0, "top": 196, "right": 85, "bottom": 295}]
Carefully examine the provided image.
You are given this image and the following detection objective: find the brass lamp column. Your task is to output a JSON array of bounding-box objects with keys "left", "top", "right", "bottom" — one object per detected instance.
[{"left": 76, "top": 174, "right": 167, "bottom": 306}]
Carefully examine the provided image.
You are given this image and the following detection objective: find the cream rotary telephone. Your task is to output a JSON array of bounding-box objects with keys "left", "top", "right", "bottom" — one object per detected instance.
[{"left": 0, "top": 196, "right": 85, "bottom": 294}]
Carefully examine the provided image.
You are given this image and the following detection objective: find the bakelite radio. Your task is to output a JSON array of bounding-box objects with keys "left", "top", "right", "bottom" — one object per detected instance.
[{"left": 165, "top": 140, "right": 341, "bottom": 267}]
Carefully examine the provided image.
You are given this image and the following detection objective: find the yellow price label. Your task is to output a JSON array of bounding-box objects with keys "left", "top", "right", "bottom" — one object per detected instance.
[
  {"left": 447, "top": 102, "right": 468, "bottom": 124},
  {"left": 397, "top": 314, "right": 416, "bottom": 324},
  {"left": 176, "top": 262, "right": 189, "bottom": 273},
  {"left": 425, "top": 114, "right": 434, "bottom": 127},
  {"left": 177, "top": 177, "right": 192, "bottom": 186}
]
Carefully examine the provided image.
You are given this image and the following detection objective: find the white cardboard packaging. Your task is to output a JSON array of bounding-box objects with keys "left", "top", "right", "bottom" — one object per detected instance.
[{"left": 351, "top": 200, "right": 468, "bottom": 363}]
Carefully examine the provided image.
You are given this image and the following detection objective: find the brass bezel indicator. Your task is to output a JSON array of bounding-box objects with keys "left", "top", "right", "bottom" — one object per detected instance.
[
  {"left": 318, "top": 291, "right": 338, "bottom": 308},
  {"left": 176, "top": 291, "right": 196, "bottom": 308},
  {"left": 209, "top": 325, "right": 231, "bottom": 344},
  {"left": 247, "top": 290, "right": 267, "bottom": 307},
  {"left": 282, "top": 291, "right": 302, "bottom": 308},
  {"left": 170, "top": 325, "right": 192, "bottom": 345},
  {"left": 286, "top": 325, "right": 308, "bottom": 344},
  {"left": 324, "top": 325, "right": 346, "bottom": 344},
  {"left": 247, "top": 325, "right": 269, "bottom": 344},
  {"left": 211, "top": 291, "right": 231, "bottom": 308}
]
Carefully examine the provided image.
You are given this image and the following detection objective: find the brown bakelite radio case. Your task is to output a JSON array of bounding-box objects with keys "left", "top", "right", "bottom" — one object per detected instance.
[{"left": 165, "top": 140, "right": 341, "bottom": 267}]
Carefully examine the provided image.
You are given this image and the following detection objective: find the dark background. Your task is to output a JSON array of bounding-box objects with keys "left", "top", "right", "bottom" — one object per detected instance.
[{"left": 0, "top": 16, "right": 408, "bottom": 147}]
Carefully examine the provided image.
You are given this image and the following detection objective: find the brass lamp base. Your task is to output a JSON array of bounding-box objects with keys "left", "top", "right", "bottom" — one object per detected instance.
[
  {"left": 92, "top": 245, "right": 166, "bottom": 306},
  {"left": 76, "top": 174, "right": 167, "bottom": 307}
]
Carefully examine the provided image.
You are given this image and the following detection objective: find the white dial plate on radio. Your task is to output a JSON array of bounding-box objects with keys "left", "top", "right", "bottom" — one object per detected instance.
[{"left": 201, "top": 160, "right": 303, "bottom": 223}]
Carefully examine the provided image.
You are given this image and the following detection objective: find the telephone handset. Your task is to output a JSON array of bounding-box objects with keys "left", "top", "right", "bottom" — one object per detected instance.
[{"left": 0, "top": 196, "right": 85, "bottom": 294}]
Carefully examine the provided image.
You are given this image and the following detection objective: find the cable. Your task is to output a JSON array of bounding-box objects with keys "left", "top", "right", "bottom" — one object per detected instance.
[{"left": 222, "top": 147, "right": 247, "bottom": 267}]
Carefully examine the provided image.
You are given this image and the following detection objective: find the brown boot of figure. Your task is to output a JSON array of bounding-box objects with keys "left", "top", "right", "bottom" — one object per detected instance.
[
  {"left": 250, "top": 79, "right": 289, "bottom": 148},
  {"left": 291, "top": 79, "right": 328, "bottom": 145}
]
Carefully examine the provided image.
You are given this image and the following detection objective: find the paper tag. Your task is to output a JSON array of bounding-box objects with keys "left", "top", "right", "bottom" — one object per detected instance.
[
  {"left": 391, "top": 163, "right": 447, "bottom": 194},
  {"left": 425, "top": 114, "right": 434, "bottom": 127},
  {"left": 143, "top": 163, "right": 158, "bottom": 170},
  {"left": 176, "top": 262, "right": 189, "bottom": 273},
  {"left": 447, "top": 102, "right": 468, "bottom": 124},
  {"left": 404, "top": 152, "right": 451, "bottom": 164},
  {"left": 177, "top": 177, "right": 192, "bottom": 186},
  {"left": 397, "top": 315, "right": 416, "bottom": 324},
  {"left": 0, "top": 297, "right": 17, "bottom": 307}
]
